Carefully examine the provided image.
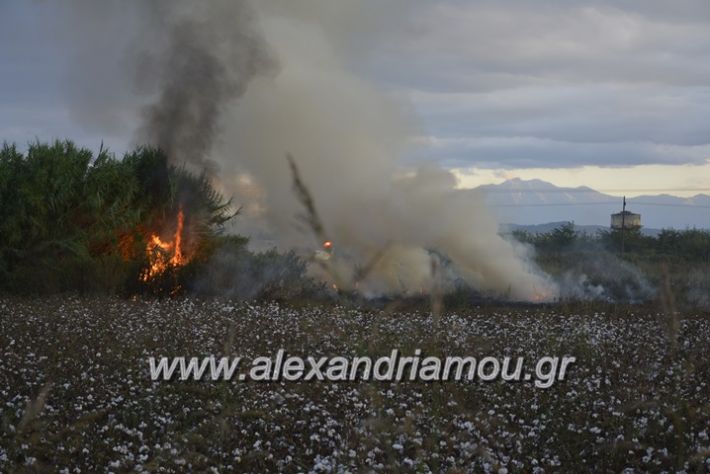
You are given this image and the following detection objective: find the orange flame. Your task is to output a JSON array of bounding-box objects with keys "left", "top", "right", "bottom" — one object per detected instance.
[
  {"left": 140, "top": 208, "right": 189, "bottom": 282},
  {"left": 530, "top": 289, "right": 555, "bottom": 303}
]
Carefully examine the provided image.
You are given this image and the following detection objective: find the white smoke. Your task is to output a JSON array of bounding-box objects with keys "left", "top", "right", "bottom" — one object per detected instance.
[
  {"left": 214, "top": 2, "right": 557, "bottom": 300},
  {"left": 47, "top": 0, "right": 558, "bottom": 301}
]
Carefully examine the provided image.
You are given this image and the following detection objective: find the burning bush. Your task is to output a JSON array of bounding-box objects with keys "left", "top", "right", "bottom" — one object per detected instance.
[{"left": 0, "top": 141, "right": 237, "bottom": 295}]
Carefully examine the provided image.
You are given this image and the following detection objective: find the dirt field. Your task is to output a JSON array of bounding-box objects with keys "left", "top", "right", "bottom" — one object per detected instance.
[{"left": 1, "top": 297, "right": 708, "bottom": 472}]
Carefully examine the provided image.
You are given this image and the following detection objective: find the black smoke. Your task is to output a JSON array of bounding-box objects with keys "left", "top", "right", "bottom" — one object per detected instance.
[{"left": 134, "top": 2, "right": 273, "bottom": 174}]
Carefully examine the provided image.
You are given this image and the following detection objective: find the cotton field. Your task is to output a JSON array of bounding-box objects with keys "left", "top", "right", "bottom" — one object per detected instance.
[{"left": 0, "top": 297, "right": 708, "bottom": 472}]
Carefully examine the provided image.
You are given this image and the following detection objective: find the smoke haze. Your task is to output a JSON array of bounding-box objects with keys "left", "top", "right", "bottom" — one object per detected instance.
[
  {"left": 52, "top": 0, "right": 558, "bottom": 300},
  {"left": 134, "top": 2, "right": 273, "bottom": 174}
]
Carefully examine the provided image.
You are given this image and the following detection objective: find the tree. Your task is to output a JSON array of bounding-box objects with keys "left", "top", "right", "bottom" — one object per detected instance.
[{"left": 0, "top": 140, "right": 236, "bottom": 294}]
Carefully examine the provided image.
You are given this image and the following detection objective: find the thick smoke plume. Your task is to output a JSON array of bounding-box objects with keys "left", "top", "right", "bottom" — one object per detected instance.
[
  {"left": 55, "top": 0, "right": 558, "bottom": 301},
  {"left": 215, "top": 2, "right": 557, "bottom": 300},
  {"left": 134, "top": 2, "right": 273, "bottom": 174}
]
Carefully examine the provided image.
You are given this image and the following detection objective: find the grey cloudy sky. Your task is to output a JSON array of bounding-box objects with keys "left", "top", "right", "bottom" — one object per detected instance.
[
  {"left": 358, "top": 0, "right": 710, "bottom": 169},
  {"left": 1, "top": 0, "right": 710, "bottom": 187}
]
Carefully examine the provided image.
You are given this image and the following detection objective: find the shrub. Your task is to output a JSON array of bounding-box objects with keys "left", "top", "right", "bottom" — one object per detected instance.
[{"left": 0, "top": 141, "right": 238, "bottom": 295}]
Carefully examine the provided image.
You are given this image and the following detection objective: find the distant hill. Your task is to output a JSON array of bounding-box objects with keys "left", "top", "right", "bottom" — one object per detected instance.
[{"left": 467, "top": 178, "right": 710, "bottom": 229}]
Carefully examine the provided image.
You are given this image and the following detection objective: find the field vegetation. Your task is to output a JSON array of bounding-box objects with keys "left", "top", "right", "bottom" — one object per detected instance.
[{"left": 1, "top": 297, "right": 708, "bottom": 472}]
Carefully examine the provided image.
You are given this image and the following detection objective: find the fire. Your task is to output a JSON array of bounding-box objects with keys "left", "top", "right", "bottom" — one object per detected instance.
[
  {"left": 323, "top": 240, "right": 333, "bottom": 250},
  {"left": 530, "top": 288, "right": 556, "bottom": 303},
  {"left": 140, "top": 207, "right": 189, "bottom": 282}
]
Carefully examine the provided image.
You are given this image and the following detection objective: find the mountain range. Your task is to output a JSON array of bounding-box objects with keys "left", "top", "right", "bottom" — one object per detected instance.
[{"left": 466, "top": 178, "right": 710, "bottom": 230}]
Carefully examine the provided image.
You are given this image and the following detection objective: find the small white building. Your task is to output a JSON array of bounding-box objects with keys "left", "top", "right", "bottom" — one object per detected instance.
[{"left": 611, "top": 210, "right": 641, "bottom": 229}]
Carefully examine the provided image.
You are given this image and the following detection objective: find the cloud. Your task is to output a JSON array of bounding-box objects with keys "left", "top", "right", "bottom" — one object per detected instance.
[
  {"left": 2, "top": 0, "right": 710, "bottom": 170},
  {"left": 371, "top": 1, "right": 710, "bottom": 89},
  {"left": 361, "top": 0, "right": 710, "bottom": 168},
  {"left": 417, "top": 136, "right": 710, "bottom": 169}
]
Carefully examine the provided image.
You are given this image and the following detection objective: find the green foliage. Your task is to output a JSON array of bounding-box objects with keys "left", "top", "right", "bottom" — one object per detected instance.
[
  {"left": 596, "top": 227, "right": 657, "bottom": 257},
  {"left": 511, "top": 222, "right": 710, "bottom": 306},
  {"left": 512, "top": 222, "right": 584, "bottom": 250},
  {"left": 0, "top": 140, "right": 237, "bottom": 294},
  {"left": 656, "top": 228, "right": 710, "bottom": 261},
  {"left": 514, "top": 222, "right": 710, "bottom": 265},
  {"left": 0, "top": 139, "right": 320, "bottom": 299},
  {"left": 122, "top": 147, "right": 237, "bottom": 238}
]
